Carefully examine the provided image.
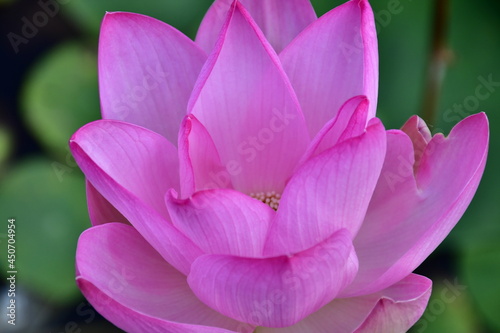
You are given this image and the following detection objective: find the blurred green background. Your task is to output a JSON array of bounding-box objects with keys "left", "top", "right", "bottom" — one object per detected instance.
[{"left": 0, "top": 0, "right": 499, "bottom": 332}]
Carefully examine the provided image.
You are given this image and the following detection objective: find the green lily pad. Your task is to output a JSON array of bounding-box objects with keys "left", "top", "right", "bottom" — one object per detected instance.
[
  {"left": 0, "top": 158, "right": 89, "bottom": 304},
  {"left": 21, "top": 42, "right": 100, "bottom": 157}
]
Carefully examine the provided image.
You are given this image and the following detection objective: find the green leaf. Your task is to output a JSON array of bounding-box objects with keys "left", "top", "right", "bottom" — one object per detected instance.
[
  {"left": 0, "top": 158, "right": 89, "bottom": 304},
  {"left": 21, "top": 42, "right": 100, "bottom": 157}
]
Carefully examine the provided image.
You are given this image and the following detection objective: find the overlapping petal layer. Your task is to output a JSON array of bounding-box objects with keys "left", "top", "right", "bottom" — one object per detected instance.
[
  {"left": 256, "top": 274, "right": 431, "bottom": 333},
  {"left": 400, "top": 115, "right": 432, "bottom": 171},
  {"left": 280, "top": 0, "right": 378, "bottom": 136},
  {"left": 189, "top": 2, "right": 310, "bottom": 194},
  {"left": 77, "top": 223, "right": 251, "bottom": 333},
  {"left": 166, "top": 188, "right": 274, "bottom": 257},
  {"left": 85, "top": 180, "right": 129, "bottom": 226},
  {"left": 343, "top": 113, "right": 489, "bottom": 297},
  {"left": 178, "top": 115, "right": 228, "bottom": 197},
  {"left": 196, "top": 0, "right": 316, "bottom": 54},
  {"left": 188, "top": 229, "right": 358, "bottom": 328},
  {"left": 299, "top": 95, "right": 369, "bottom": 165},
  {"left": 264, "top": 118, "right": 386, "bottom": 256},
  {"left": 70, "top": 120, "right": 203, "bottom": 275}
]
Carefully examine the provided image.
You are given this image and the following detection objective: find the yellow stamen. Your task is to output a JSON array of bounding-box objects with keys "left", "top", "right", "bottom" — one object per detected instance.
[{"left": 249, "top": 191, "right": 281, "bottom": 211}]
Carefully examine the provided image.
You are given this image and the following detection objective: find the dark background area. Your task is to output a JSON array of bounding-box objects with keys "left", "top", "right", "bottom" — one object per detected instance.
[{"left": 0, "top": 0, "right": 499, "bottom": 332}]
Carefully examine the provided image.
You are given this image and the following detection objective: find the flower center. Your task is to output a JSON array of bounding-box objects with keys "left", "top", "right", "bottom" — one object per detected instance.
[{"left": 250, "top": 191, "right": 281, "bottom": 211}]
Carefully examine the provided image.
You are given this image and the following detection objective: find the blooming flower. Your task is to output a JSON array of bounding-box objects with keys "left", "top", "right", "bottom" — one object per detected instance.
[{"left": 70, "top": 0, "right": 489, "bottom": 332}]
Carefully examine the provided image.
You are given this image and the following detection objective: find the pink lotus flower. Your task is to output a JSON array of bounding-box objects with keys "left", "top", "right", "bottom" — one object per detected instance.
[{"left": 70, "top": 0, "right": 489, "bottom": 332}]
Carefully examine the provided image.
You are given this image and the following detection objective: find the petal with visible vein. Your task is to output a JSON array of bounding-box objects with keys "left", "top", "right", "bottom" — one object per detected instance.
[
  {"left": 70, "top": 120, "right": 202, "bottom": 275},
  {"left": 166, "top": 188, "right": 274, "bottom": 257},
  {"left": 77, "top": 223, "right": 251, "bottom": 333},
  {"left": 265, "top": 119, "right": 386, "bottom": 256},
  {"left": 299, "top": 95, "right": 369, "bottom": 166},
  {"left": 343, "top": 113, "right": 489, "bottom": 297},
  {"left": 256, "top": 274, "right": 431, "bottom": 333},
  {"left": 280, "top": 0, "right": 378, "bottom": 137},
  {"left": 196, "top": 0, "right": 316, "bottom": 54},
  {"left": 99, "top": 12, "right": 206, "bottom": 144},
  {"left": 190, "top": 3, "right": 309, "bottom": 194},
  {"left": 188, "top": 229, "right": 358, "bottom": 328},
  {"left": 178, "top": 115, "right": 229, "bottom": 198}
]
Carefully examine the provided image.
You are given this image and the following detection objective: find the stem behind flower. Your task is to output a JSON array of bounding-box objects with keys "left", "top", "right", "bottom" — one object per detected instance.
[{"left": 420, "top": 0, "right": 454, "bottom": 127}]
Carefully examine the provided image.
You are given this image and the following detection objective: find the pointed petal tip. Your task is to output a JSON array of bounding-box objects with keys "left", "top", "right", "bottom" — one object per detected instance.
[
  {"left": 180, "top": 114, "right": 203, "bottom": 134},
  {"left": 101, "top": 11, "right": 148, "bottom": 27},
  {"left": 297, "top": 94, "right": 371, "bottom": 164},
  {"left": 400, "top": 115, "right": 432, "bottom": 161},
  {"left": 366, "top": 116, "right": 384, "bottom": 132},
  {"left": 447, "top": 112, "right": 490, "bottom": 143},
  {"left": 357, "top": 0, "right": 371, "bottom": 7},
  {"left": 348, "top": 94, "right": 369, "bottom": 106},
  {"left": 70, "top": 119, "right": 102, "bottom": 141},
  {"left": 179, "top": 115, "right": 193, "bottom": 141},
  {"left": 69, "top": 119, "right": 141, "bottom": 147},
  {"left": 280, "top": 0, "right": 378, "bottom": 133},
  {"left": 401, "top": 114, "right": 420, "bottom": 126},
  {"left": 196, "top": 0, "right": 316, "bottom": 54},
  {"left": 102, "top": 11, "right": 119, "bottom": 19},
  {"left": 465, "top": 111, "right": 489, "bottom": 126},
  {"left": 166, "top": 188, "right": 180, "bottom": 202},
  {"left": 189, "top": 0, "right": 310, "bottom": 193},
  {"left": 231, "top": 1, "right": 283, "bottom": 60}
]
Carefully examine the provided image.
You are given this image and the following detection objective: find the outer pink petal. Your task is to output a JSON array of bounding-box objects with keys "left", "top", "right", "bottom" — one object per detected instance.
[
  {"left": 354, "top": 275, "right": 431, "bottom": 333},
  {"left": 196, "top": 0, "right": 316, "bottom": 54},
  {"left": 264, "top": 119, "right": 386, "bottom": 256},
  {"left": 298, "top": 95, "right": 369, "bottom": 166},
  {"left": 343, "top": 113, "right": 489, "bottom": 297},
  {"left": 99, "top": 12, "right": 206, "bottom": 144},
  {"left": 166, "top": 189, "right": 275, "bottom": 257},
  {"left": 86, "top": 180, "right": 129, "bottom": 226},
  {"left": 178, "top": 115, "right": 230, "bottom": 198},
  {"left": 70, "top": 120, "right": 203, "bottom": 275},
  {"left": 256, "top": 274, "right": 431, "bottom": 333},
  {"left": 188, "top": 229, "right": 358, "bottom": 328},
  {"left": 76, "top": 223, "right": 251, "bottom": 333},
  {"left": 280, "top": 0, "right": 378, "bottom": 137},
  {"left": 190, "top": 2, "right": 310, "bottom": 194}
]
